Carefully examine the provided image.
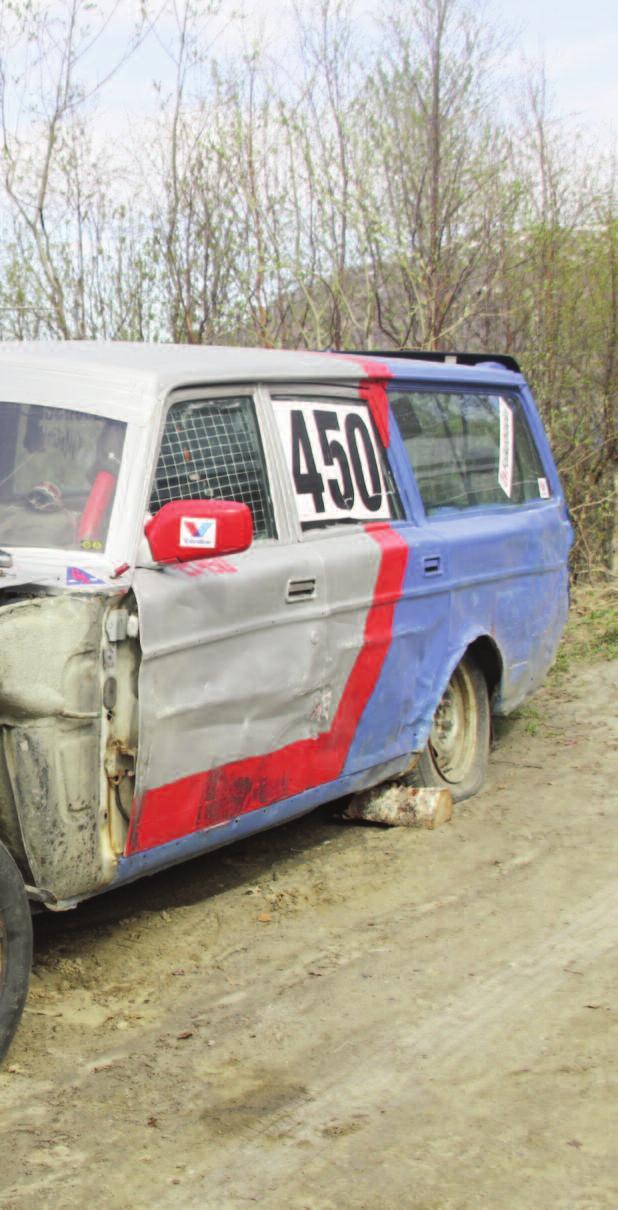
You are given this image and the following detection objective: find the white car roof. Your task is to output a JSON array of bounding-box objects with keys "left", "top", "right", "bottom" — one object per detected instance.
[{"left": 0, "top": 342, "right": 367, "bottom": 424}]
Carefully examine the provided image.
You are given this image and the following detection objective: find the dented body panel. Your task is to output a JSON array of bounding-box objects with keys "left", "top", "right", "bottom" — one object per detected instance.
[
  {"left": 0, "top": 343, "right": 572, "bottom": 910},
  {"left": 0, "top": 593, "right": 110, "bottom": 900}
]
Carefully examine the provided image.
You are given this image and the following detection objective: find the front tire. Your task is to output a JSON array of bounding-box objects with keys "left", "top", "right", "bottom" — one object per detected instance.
[
  {"left": 409, "top": 656, "right": 490, "bottom": 802},
  {"left": 0, "top": 841, "right": 32, "bottom": 1063}
]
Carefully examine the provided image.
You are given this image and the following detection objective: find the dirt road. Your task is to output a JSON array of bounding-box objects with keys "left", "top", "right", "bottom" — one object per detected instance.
[{"left": 0, "top": 639, "right": 617, "bottom": 1209}]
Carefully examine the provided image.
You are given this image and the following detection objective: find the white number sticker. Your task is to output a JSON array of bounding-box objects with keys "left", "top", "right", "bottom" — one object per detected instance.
[
  {"left": 274, "top": 401, "right": 391, "bottom": 523},
  {"left": 498, "top": 398, "right": 514, "bottom": 498}
]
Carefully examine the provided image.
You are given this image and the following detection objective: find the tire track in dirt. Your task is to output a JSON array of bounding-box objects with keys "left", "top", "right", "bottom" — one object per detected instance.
[
  {"left": 184, "top": 875, "right": 618, "bottom": 1209},
  {"left": 2, "top": 660, "right": 617, "bottom": 1209}
]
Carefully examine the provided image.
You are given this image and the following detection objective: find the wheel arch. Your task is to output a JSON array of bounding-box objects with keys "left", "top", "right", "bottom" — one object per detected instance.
[
  {"left": 409, "top": 631, "right": 504, "bottom": 759},
  {"left": 408, "top": 640, "right": 493, "bottom": 802},
  {"left": 464, "top": 634, "right": 504, "bottom": 703}
]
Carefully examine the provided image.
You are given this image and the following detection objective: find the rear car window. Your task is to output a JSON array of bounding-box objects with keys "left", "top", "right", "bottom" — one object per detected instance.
[
  {"left": 390, "top": 389, "right": 549, "bottom": 514},
  {"left": 150, "top": 395, "right": 276, "bottom": 539}
]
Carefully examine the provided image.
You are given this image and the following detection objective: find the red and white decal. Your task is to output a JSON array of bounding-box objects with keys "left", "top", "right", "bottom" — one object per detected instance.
[
  {"left": 66, "top": 566, "right": 105, "bottom": 586},
  {"left": 498, "top": 398, "right": 514, "bottom": 498},
  {"left": 171, "top": 557, "right": 238, "bottom": 578},
  {"left": 180, "top": 516, "right": 217, "bottom": 548}
]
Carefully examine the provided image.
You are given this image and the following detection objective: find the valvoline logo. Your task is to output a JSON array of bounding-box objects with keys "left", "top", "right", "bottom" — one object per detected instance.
[{"left": 180, "top": 516, "right": 217, "bottom": 549}]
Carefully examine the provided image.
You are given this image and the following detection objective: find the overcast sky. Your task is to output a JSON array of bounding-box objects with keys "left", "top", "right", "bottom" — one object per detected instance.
[
  {"left": 91, "top": 0, "right": 616, "bottom": 147},
  {"left": 494, "top": 0, "right": 617, "bottom": 135}
]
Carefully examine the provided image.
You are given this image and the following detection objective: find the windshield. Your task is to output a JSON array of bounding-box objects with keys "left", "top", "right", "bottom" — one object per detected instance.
[{"left": 0, "top": 402, "right": 126, "bottom": 551}]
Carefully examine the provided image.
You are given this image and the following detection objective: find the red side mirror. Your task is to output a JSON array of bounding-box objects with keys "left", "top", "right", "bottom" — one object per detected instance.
[{"left": 145, "top": 499, "right": 253, "bottom": 564}]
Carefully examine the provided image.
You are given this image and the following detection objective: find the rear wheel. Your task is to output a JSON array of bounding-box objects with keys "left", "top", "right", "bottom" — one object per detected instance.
[
  {"left": 0, "top": 841, "right": 32, "bottom": 1063},
  {"left": 410, "top": 656, "right": 490, "bottom": 802}
]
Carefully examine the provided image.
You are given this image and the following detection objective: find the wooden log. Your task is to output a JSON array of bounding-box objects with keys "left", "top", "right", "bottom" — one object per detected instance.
[{"left": 343, "top": 783, "right": 453, "bottom": 829}]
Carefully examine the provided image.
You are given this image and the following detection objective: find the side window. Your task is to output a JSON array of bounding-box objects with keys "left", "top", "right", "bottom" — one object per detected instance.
[
  {"left": 272, "top": 397, "right": 401, "bottom": 529},
  {"left": 390, "top": 390, "right": 549, "bottom": 514},
  {"left": 0, "top": 402, "right": 126, "bottom": 551},
  {"left": 150, "top": 395, "right": 276, "bottom": 539}
]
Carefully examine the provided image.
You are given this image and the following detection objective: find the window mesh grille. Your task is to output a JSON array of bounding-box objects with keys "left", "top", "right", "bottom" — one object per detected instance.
[{"left": 150, "top": 396, "right": 275, "bottom": 538}]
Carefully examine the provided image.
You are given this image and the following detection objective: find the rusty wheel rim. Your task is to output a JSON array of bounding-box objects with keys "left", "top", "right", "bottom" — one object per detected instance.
[{"left": 428, "top": 664, "right": 478, "bottom": 784}]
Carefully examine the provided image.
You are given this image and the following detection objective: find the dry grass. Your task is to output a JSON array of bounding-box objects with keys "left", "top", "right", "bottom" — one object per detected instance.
[{"left": 551, "top": 580, "right": 618, "bottom": 679}]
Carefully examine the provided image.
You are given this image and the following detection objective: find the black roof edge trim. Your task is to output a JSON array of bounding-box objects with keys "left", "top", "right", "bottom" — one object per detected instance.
[{"left": 341, "top": 350, "right": 521, "bottom": 375}]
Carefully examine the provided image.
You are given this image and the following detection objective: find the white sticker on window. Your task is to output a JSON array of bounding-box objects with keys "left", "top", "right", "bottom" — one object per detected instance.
[
  {"left": 180, "top": 517, "right": 217, "bottom": 548},
  {"left": 274, "top": 400, "right": 390, "bottom": 523},
  {"left": 498, "top": 398, "right": 514, "bottom": 498},
  {"left": 538, "top": 477, "right": 550, "bottom": 499}
]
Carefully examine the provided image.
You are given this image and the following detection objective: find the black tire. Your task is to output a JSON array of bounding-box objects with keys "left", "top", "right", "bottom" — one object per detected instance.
[
  {"left": 0, "top": 841, "right": 32, "bottom": 1063},
  {"left": 409, "top": 656, "right": 490, "bottom": 802}
]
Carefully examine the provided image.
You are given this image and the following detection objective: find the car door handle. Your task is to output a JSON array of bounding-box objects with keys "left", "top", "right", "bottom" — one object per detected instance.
[
  {"left": 423, "top": 555, "right": 442, "bottom": 576},
  {"left": 286, "top": 577, "right": 317, "bottom": 603}
]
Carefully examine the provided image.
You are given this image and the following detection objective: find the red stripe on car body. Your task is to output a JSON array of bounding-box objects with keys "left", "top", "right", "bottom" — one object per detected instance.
[
  {"left": 126, "top": 523, "right": 408, "bottom": 854},
  {"left": 333, "top": 354, "right": 392, "bottom": 447}
]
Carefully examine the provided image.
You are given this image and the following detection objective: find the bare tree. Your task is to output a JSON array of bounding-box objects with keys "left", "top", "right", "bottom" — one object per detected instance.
[
  {"left": 354, "top": 0, "right": 515, "bottom": 349},
  {"left": 0, "top": 0, "right": 151, "bottom": 338}
]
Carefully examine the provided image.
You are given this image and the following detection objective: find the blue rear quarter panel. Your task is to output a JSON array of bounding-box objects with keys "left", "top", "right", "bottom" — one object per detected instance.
[{"left": 344, "top": 359, "right": 572, "bottom": 774}]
